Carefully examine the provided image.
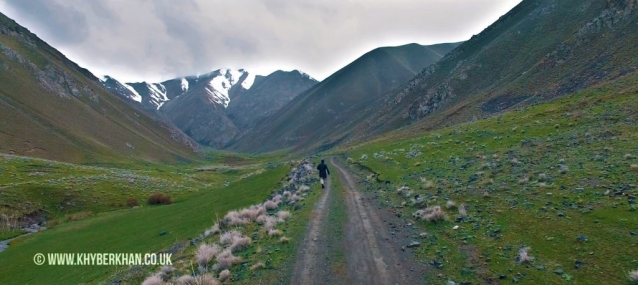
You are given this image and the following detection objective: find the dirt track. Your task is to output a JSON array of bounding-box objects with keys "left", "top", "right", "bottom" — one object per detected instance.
[{"left": 291, "top": 157, "right": 427, "bottom": 285}]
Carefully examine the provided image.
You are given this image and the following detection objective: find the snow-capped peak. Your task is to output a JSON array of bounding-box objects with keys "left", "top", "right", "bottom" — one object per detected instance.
[{"left": 204, "top": 68, "right": 251, "bottom": 107}]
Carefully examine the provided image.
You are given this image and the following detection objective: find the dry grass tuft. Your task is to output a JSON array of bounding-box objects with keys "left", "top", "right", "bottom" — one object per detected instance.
[
  {"left": 268, "top": 229, "right": 283, "bottom": 236},
  {"left": 223, "top": 211, "right": 250, "bottom": 226},
  {"left": 396, "top": 185, "right": 410, "bottom": 195},
  {"left": 276, "top": 211, "right": 291, "bottom": 220},
  {"left": 220, "top": 230, "right": 251, "bottom": 252},
  {"left": 197, "top": 243, "right": 221, "bottom": 268},
  {"left": 141, "top": 275, "right": 163, "bottom": 285},
  {"left": 446, "top": 200, "right": 457, "bottom": 209},
  {"left": 175, "top": 275, "right": 195, "bottom": 285},
  {"left": 215, "top": 249, "right": 241, "bottom": 270},
  {"left": 414, "top": 206, "right": 446, "bottom": 222},
  {"left": 280, "top": 236, "right": 290, "bottom": 243},
  {"left": 264, "top": 200, "right": 279, "bottom": 210},
  {"left": 250, "top": 262, "right": 266, "bottom": 271},
  {"left": 458, "top": 204, "right": 468, "bottom": 217},
  {"left": 198, "top": 274, "right": 220, "bottom": 285},
  {"left": 518, "top": 247, "right": 534, "bottom": 264},
  {"left": 218, "top": 269, "right": 231, "bottom": 281},
  {"left": 628, "top": 270, "right": 638, "bottom": 284}
]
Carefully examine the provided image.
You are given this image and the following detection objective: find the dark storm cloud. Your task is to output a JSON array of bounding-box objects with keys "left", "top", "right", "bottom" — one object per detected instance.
[{"left": 0, "top": 0, "right": 521, "bottom": 82}]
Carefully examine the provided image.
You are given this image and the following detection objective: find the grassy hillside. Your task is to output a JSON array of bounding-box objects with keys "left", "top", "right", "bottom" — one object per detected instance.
[
  {"left": 231, "top": 42, "right": 461, "bottom": 153},
  {"left": 355, "top": 0, "right": 638, "bottom": 141},
  {"left": 0, "top": 157, "right": 290, "bottom": 284},
  {"left": 336, "top": 73, "right": 638, "bottom": 284},
  {"left": 0, "top": 12, "right": 197, "bottom": 164}
]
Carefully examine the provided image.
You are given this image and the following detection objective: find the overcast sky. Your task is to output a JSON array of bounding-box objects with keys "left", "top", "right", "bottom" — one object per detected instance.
[{"left": 0, "top": 0, "right": 521, "bottom": 83}]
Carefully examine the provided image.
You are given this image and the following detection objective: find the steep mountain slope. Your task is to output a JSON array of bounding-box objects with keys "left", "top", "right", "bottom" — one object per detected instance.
[
  {"left": 226, "top": 70, "right": 318, "bottom": 131},
  {"left": 356, "top": 0, "right": 638, "bottom": 140},
  {"left": 0, "top": 12, "right": 198, "bottom": 163},
  {"left": 230, "top": 42, "right": 461, "bottom": 152}
]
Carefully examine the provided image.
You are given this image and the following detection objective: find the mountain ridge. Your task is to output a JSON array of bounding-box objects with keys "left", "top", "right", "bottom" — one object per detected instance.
[{"left": 230, "top": 42, "right": 462, "bottom": 152}]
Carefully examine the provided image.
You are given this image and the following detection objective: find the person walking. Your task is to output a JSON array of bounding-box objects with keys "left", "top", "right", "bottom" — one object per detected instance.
[{"left": 317, "top": 159, "right": 330, "bottom": 189}]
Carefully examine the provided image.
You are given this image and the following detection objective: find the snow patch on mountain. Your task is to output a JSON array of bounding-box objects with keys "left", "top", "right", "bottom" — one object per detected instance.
[
  {"left": 123, "top": 84, "right": 142, "bottom": 103},
  {"left": 208, "top": 77, "right": 231, "bottom": 107},
  {"left": 299, "top": 71, "right": 316, "bottom": 81},
  {"left": 147, "top": 83, "right": 169, "bottom": 109},
  {"left": 206, "top": 69, "right": 249, "bottom": 107},
  {"left": 204, "top": 84, "right": 230, "bottom": 107},
  {"left": 180, "top": 78, "right": 189, "bottom": 92},
  {"left": 242, "top": 73, "right": 256, "bottom": 89},
  {"left": 101, "top": 76, "right": 143, "bottom": 103}
]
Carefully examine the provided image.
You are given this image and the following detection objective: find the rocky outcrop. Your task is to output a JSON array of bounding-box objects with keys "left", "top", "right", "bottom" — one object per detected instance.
[{"left": 1, "top": 44, "right": 98, "bottom": 101}]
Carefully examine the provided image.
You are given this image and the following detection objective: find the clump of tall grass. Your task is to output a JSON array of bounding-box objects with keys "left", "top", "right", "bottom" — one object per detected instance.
[
  {"left": 396, "top": 185, "right": 409, "bottom": 195},
  {"left": 414, "top": 206, "right": 446, "bottom": 222},
  {"left": 628, "top": 270, "right": 638, "bottom": 284},
  {"left": 218, "top": 269, "right": 231, "bottom": 281},
  {"left": 268, "top": 229, "right": 283, "bottom": 236},
  {"left": 250, "top": 262, "right": 265, "bottom": 271},
  {"left": 276, "top": 211, "right": 291, "bottom": 221},
  {"left": 517, "top": 247, "right": 534, "bottom": 264},
  {"left": 264, "top": 200, "right": 279, "bottom": 210},
  {"left": 223, "top": 211, "right": 249, "bottom": 226},
  {"left": 197, "top": 243, "right": 221, "bottom": 268},
  {"left": 458, "top": 204, "right": 468, "bottom": 217},
  {"left": 220, "top": 230, "right": 251, "bottom": 252},
  {"left": 141, "top": 275, "right": 163, "bottom": 285},
  {"left": 215, "top": 249, "right": 241, "bottom": 270}
]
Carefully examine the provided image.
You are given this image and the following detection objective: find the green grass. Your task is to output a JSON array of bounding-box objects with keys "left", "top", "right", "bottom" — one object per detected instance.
[
  {"left": 0, "top": 154, "right": 262, "bottom": 220},
  {"left": 336, "top": 74, "right": 638, "bottom": 284},
  {"left": 0, "top": 229, "right": 27, "bottom": 241},
  {"left": 0, "top": 164, "right": 289, "bottom": 284},
  {"left": 322, "top": 170, "right": 350, "bottom": 283}
]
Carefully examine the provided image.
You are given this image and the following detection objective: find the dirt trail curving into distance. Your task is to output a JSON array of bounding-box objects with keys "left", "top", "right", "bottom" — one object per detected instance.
[
  {"left": 290, "top": 173, "right": 334, "bottom": 285},
  {"left": 291, "top": 157, "right": 427, "bottom": 285}
]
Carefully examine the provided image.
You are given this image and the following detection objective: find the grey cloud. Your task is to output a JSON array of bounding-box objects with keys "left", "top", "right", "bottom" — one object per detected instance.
[
  {"left": 0, "top": 0, "right": 522, "bottom": 82},
  {"left": 3, "top": 0, "right": 89, "bottom": 45}
]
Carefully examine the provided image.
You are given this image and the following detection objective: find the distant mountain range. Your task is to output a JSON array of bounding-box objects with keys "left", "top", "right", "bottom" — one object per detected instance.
[
  {"left": 4, "top": 0, "right": 632, "bottom": 159},
  {"left": 101, "top": 68, "right": 318, "bottom": 148}
]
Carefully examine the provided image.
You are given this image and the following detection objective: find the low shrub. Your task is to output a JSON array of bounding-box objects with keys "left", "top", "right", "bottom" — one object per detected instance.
[
  {"left": 147, "top": 193, "right": 172, "bottom": 205},
  {"left": 126, "top": 198, "right": 139, "bottom": 208}
]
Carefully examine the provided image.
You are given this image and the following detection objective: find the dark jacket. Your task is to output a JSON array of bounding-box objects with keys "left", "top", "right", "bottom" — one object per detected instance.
[{"left": 317, "top": 162, "right": 330, "bottom": 178}]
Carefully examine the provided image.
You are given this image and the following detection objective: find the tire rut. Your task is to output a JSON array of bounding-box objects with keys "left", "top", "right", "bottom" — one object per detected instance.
[
  {"left": 291, "top": 158, "right": 427, "bottom": 285},
  {"left": 291, "top": 176, "right": 333, "bottom": 285},
  {"left": 332, "top": 157, "right": 424, "bottom": 285}
]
